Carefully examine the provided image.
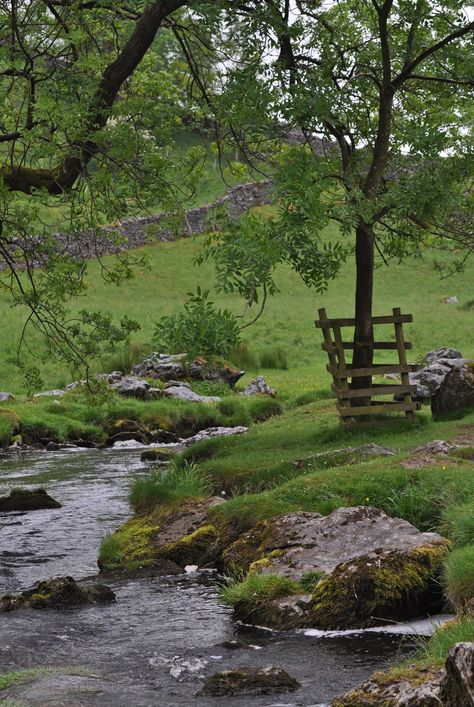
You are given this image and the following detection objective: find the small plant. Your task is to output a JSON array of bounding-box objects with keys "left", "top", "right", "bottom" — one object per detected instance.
[
  {"left": 259, "top": 347, "right": 288, "bottom": 370},
  {"left": 153, "top": 288, "right": 241, "bottom": 359},
  {"left": 442, "top": 502, "right": 474, "bottom": 546},
  {"left": 99, "top": 532, "right": 125, "bottom": 567},
  {"left": 220, "top": 573, "right": 302, "bottom": 608},
  {"left": 443, "top": 546, "right": 474, "bottom": 609},
  {"left": 130, "top": 459, "right": 213, "bottom": 511},
  {"left": 299, "top": 570, "right": 325, "bottom": 592}
]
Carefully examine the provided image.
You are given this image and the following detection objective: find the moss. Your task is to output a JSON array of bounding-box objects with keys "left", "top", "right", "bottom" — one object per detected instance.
[
  {"left": 308, "top": 544, "right": 449, "bottom": 630},
  {"left": 220, "top": 573, "right": 303, "bottom": 626},
  {"left": 331, "top": 689, "right": 379, "bottom": 706},
  {"left": 98, "top": 514, "right": 160, "bottom": 571},
  {"left": 221, "top": 520, "right": 270, "bottom": 573},
  {"left": 158, "top": 524, "right": 218, "bottom": 565}
]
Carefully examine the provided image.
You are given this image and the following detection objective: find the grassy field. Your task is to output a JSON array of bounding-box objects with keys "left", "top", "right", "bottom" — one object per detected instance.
[{"left": 1, "top": 216, "right": 473, "bottom": 394}]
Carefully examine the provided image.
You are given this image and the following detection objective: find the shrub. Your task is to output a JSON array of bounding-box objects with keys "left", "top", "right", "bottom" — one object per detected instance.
[
  {"left": 248, "top": 397, "right": 282, "bottom": 422},
  {"left": 259, "top": 347, "right": 288, "bottom": 370},
  {"left": 443, "top": 546, "right": 474, "bottom": 609},
  {"left": 442, "top": 502, "right": 474, "bottom": 547},
  {"left": 153, "top": 288, "right": 240, "bottom": 359},
  {"left": 130, "top": 460, "right": 212, "bottom": 511}
]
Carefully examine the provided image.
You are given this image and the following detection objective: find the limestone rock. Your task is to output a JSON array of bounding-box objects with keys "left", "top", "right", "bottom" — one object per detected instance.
[
  {"left": 0, "top": 576, "right": 115, "bottom": 612},
  {"left": 109, "top": 375, "right": 151, "bottom": 399},
  {"left": 183, "top": 426, "right": 249, "bottom": 446},
  {"left": 198, "top": 666, "right": 300, "bottom": 696},
  {"left": 224, "top": 506, "right": 448, "bottom": 630},
  {"left": 0, "top": 488, "right": 61, "bottom": 512},
  {"left": 395, "top": 348, "right": 466, "bottom": 403},
  {"left": 33, "top": 389, "right": 65, "bottom": 398},
  {"left": 332, "top": 667, "right": 444, "bottom": 706},
  {"left": 423, "top": 348, "right": 463, "bottom": 366},
  {"left": 440, "top": 642, "right": 474, "bottom": 706},
  {"left": 293, "top": 443, "right": 395, "bottom": 469},
  {"left": 244, "top": 376, "right": 276, "bottom": 397},
  {"left": 0, "top": 392, "right": 14, "bottom": 402},
  {"left": 132, "top": 353, "right": 244, "bottom": 387},
  {"left": 411, "top": 440, "right": 457, "bottom": 456},
  {"left": 432, "top": 364, "right": 474, "bottom": 417},
  {"left": 162, "top": 381, "right": 220, "bottom": 403}
]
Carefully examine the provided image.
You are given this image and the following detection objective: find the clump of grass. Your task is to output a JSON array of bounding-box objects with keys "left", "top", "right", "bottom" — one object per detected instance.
[
  {"left": 299, "top": 570, "right": 325, "bottom": 592},
  {"left": 229, "top": 342, "right": 258, "bottom": 370},
  {"left": 414, "top": 617, "right": 474, "bottom": 668},
  {"left": 259, "top": 347, "right": 289, "bottom": 370},
  {"left": 100, "top": 343, "right": 149, "bottom": 374},
  {"left": 217, "top": 398, "right": 251, "bottom": 426},
  {"left": 247, "top": 397, "right": 283, "bottom": 422},
  {"left": 99, "top": 532, "right": 125, "bottom": 568},
  {"left": 443, "top": 546, "right": 474, "bottom": 609},
  {"left": 220, "top": 573, "right": 302, "bottom": 608},
  {"left": 442, "top": 502, "right": 474, "bottom": 546},
  {"left": 130, "top": 460, "right": 212, "bottom": 511}
]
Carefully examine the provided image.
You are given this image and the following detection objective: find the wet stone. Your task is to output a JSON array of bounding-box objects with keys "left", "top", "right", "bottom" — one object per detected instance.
[
  {"left": 0, "top": 488, "right": 62, "bottom": 512},
  {"left": 0, "top": 576, "right": 115, "bottom": 612},
  {"left": 198, "top": 666, "right": 300, "bottom": 696}
]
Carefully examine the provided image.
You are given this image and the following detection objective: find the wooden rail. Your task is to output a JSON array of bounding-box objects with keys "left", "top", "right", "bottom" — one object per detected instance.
[{"left": 315, "top": 307, "right": 421, "bottom": 423}]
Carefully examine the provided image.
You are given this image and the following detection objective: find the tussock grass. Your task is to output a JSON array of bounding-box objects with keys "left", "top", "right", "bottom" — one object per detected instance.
[
  {"left": 443, "top": 546, "right": 474, "bottom": 609},
  {"left": 220, "top": 573, "right": 302, "bottom": 608},
  {"left": 130, "top": 460, "right": 212, "bottom": 511}
]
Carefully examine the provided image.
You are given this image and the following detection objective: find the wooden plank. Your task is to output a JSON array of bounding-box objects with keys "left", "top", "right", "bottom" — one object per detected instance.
[
  {"left": 337, "top": 402, "right": 421, "bottom": 417},
  {"left": 332, "top": 322, "right": 351, "bottom": 409},
  {"left": 328, "top": 363, "right": 419, "bottom": 378},
  {"left": 315, "top": 314, "right": 413, "bottom": 328},
  {"left": 323, "top": 341, "right": 412, "bottom": 352},
  {"left": 393, "top": 306, "right": 415, "bottom": 420},
  {"left": 333, "top": 383, "right": 417, "bottom": 399}
]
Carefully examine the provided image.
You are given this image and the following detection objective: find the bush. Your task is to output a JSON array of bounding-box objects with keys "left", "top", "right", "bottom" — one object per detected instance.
[
  {"left": 259, "top": 347, "right": 288, "bottom": 370},
  {"left": 130, "top": 460, "right": 212, "bottom": 511},
  {"left": 248, "top": 397, "right": 283, "bottom": 422},
  {"left": 443, "top": 546, "right": 474, "bottom": 609},
  {"left": 153, "top": 288, "right": 240, "bottom": 359},
  {"left": 442, "top": 502, "right": 474, "bottom": 547}
]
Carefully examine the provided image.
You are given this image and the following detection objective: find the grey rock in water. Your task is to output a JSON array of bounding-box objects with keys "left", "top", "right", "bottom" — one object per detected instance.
[
  {"left": 0, "top": 392, "right": 14, "bottom": 402},
  {"left": 432, "top": 364, "right": 474, "bottom": 417},
  {"left": 223, "top": 506, "right": 448, "bottom": 630},
  {"left": 184, "top": 426, "right": 249, "bottom": 446},
  {"left": 0, "top": 488, "right": 61, "bottom": 512},
  {"left": 244, "top": 376, "right": 276, "bottom": 396},
  {"left": 198, "top": 666, "right": 300, "bottom": 696},
  {"left": 0, "top": 576, "right": 115, "bottom": 612},
  {"left": 162, "top": 381, "right": 220, "bottom": 403}
]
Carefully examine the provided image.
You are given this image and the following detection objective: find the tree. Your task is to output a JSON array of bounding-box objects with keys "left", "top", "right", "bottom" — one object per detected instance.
[
  {"left": 193, "top": 1, "right": 474, "bottom": 393},
  {"left": 0, "top": 0, "right": 214, "bottom": 380}
]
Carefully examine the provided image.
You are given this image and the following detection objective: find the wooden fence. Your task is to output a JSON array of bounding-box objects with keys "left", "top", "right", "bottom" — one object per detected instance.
[{"left": 315, "top": 307, "right": 421, "bottom": 422}]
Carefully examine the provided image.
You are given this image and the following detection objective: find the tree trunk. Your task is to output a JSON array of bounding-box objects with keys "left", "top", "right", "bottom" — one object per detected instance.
[{"left": 351, "top": 220, "right": 375, "bottom": 404}]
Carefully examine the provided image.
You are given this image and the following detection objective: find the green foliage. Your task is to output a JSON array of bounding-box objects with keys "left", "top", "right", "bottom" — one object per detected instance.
[
  {"left": 415, "top": 618, "right": 474, "bottom": 668},
  {"left": 299, "top": 570, "right": 325, "bottom": 592},
  {"left": 442, "top": 502, "right": 474, "bottom": 547},
  {"left": 217, "top": 398, "right": 251, "bottom": 427},
  {"left": 247, "top": 397, "right": 282, "bottom": 423},
  {"left": 220, "top": 573, "right": 302, "bottom": 608},
  {"left": 229, "top": 342, "right": 258, "bottom": 370},
  {"left": 100, "top": 343, "right": 150, "bottom": 375},
  {"left": 153, "top": 288, "right": 241, "bottom": 359},
  {"left": 443, "top": 546, "right": 474, "bottom": 609},
  {"left": 129, "top": 460, "right": 212, "bottom": 512},
  {"left": 259, "top": 347, "right": 288, "bottom": 370},
  {"left": 99, "top": 532, "right": 125, "bottom": 569}
]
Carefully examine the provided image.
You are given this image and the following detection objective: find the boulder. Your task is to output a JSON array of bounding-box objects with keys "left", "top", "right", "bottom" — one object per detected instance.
[
  {"left": 109, "top": 375, "right": 151, "bottom": 399},
  {"left": 244, "top": 376, "right": 276, "bottom": 397},
  {"left": 432, "top": 364, "right": 474, "bottom": 417},
  {"left": 0, "top": 392, "right": 14, "bottom": 402},
  {"left": 424, "top": 348, "right": 463, "bottom": 366},
  {"left": 183, "top": 426, "right": 249, "bottom": 446},
  {"left": 440, "top": 642, "right": 474, "bottom": 706},
  {"left": 0, "top": 488, "right": 62, "bottom": 512},
  {"left": 198, "top": 667, "right": 300, "bottom": 697},
  {"left": 140, "top": 448, "right": 176, "bottom": 463},
  {"left": 162, "top": 381, "right": 220, "bottom": 403},
  {"left": 332, "top": 666, "right": 444, "bottom": 706},
  {"left": 0, "top": 576, "right": 115, "bottom": 612},
  {"left": 223, "top": 506, "right": 449, "bottom": 630},
  {"left": 394, "top": 349, "right": 466, "bottom": 403},
  {"left": 293, "top": 443, "right": 395, "bottom": 469},
  {"left": 132, "top": 352, "right": 244, "bottom": 387}
]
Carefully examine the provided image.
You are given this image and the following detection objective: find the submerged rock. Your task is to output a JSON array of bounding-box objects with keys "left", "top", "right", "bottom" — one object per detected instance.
[
  {"left": 198, "top": 666, "right": 300, "bottom": 696},
  {"left": 140, "top": 448, "right": 176, "bottom": 463},
  {"left": 0, "top": 488, "right": 61, "bottom": 512},
  {"left": 184, "top": 426, "right": 249, "bottom": 446},
  {"left": 223, "top": 506, "right": 449, "bottom": 630},
  {"left": 0, "top": 576, "right": 115, "bottom": 612},
  {"left": 132, "top": 352, "right": 244, "bottom": 387}
]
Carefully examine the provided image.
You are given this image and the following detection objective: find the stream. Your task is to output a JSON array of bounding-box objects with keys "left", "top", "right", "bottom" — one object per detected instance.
[{"left": 0, "top": 448, "right": 433, "bottom": 706}]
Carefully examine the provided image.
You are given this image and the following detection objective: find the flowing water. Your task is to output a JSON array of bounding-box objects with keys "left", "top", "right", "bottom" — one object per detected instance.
[{"left": 0, "top": 448, "right": 428, "bottom": 706}]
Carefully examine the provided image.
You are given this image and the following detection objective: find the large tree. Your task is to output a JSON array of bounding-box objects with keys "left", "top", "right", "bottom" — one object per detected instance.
[{"left": 193, "top": 0, "right": 474, "bottom": 390}]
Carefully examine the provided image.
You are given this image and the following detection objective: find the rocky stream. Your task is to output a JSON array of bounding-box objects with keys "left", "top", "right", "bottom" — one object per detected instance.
[{"left": 0, "top": 447, "right": 446, "bottom": 706}]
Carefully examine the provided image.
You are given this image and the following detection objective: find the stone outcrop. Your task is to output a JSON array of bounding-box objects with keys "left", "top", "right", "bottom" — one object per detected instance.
[
  {"left": 162, "top": 381, "right": 220, "bottom": 403},
  {"left": 223, "top": 506, "right": 449, "bottom": 630},
  {"left": 198, "top": 667, "right": 300, "bottom": 697},
  {"left": 132, "top": 353, "right": 244, "bottom": 387},
  {"left": 243, "top": 376, "right": 276, "bottom": 397},
  {"left": 0, "top": 576, "right": 115, "bottom": 612},
  {"left": 432, "top": 364, "right": 474, "bottom": 417},
  {"left": 397, "top": 348, "right": 467, "bottom": 403},
  {"left": 183, "top": 426, "right": 249, "bottom": 446},
  {"left": 0, "top": 488, "right": 62, "bottom": 512},
  {"left": 333, "top": 641, "right": 474, "bottom": 706}
]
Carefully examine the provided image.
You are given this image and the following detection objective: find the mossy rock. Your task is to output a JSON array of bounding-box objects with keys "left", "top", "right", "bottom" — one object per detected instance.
[
  {"left": 0, "top": 576, "right": 115, "bottom": 612},
  {"left": 308, "top": 544, "right": 448, "bottom": 630},
  {"left": 140, "top": 448, "right": 176, "bottom": 463},
  {"left": 0, "top": 488, "right": 62, "bottom": 512},
  {"left": 157, "top": 524, "right": 218, "bottom": 565}
]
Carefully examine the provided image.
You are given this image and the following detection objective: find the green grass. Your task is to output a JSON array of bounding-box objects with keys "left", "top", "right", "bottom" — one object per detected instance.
[
  {"left": 443, "top": 546, "right": 474, "bottom": 609},
  {"left": 220, "top": 573, "right": 302, "bottom": 608},
  {"left": 413, "top": 618, "right": 474, "bottom": 669},
  {"left": 129, "top": 460, "right": 212, "bottom": 511}
]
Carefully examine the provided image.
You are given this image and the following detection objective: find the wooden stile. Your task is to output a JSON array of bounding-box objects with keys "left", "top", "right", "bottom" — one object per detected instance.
[{"left": 316, "top": 307, "right": 421, "bottom": 424}]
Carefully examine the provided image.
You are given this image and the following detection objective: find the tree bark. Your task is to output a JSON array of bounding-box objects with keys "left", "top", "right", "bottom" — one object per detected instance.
[{"left": 352, "top": 220, "right": 375, "bottom": 396}]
